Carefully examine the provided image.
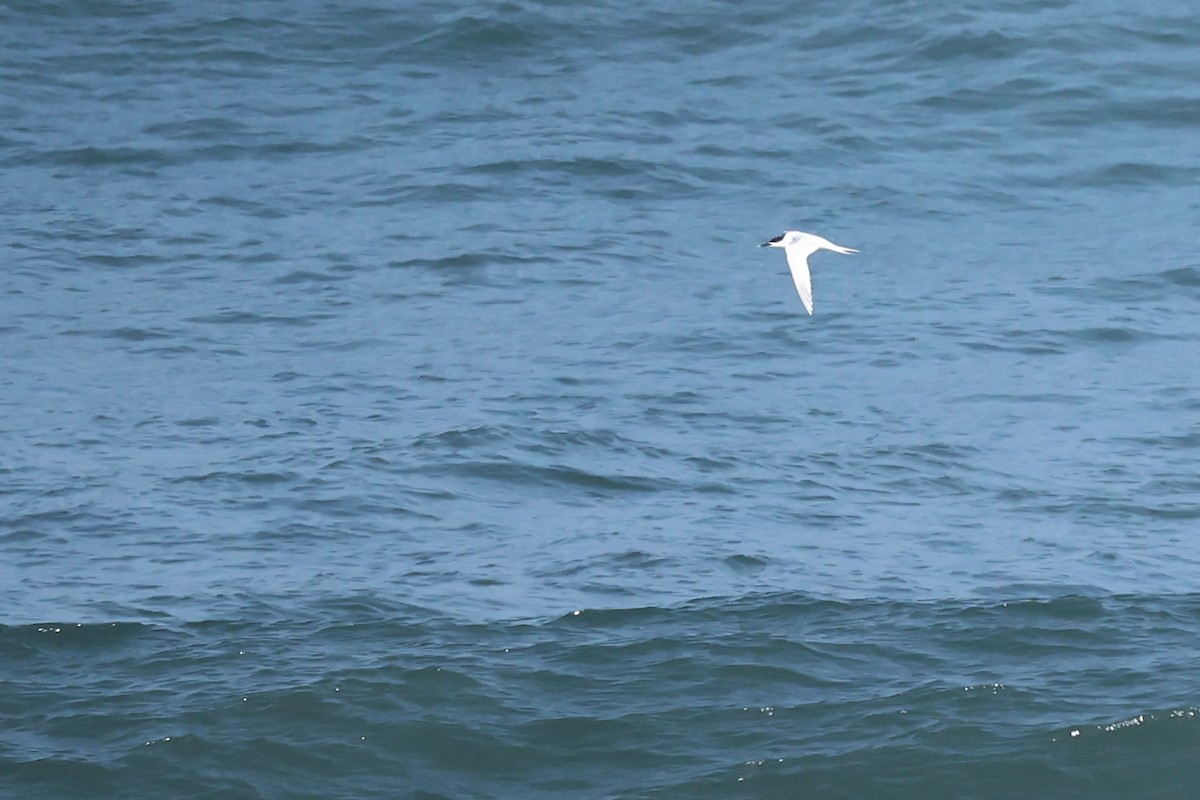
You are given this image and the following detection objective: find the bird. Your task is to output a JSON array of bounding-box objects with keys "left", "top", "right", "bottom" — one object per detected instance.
[{"left": 760, "top": 230, "right": 857, "bottom": 315}]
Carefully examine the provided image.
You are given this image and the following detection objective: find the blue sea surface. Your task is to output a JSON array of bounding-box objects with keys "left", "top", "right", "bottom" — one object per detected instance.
[{"left": 3, "top": 1, "right": 1200, "bottom": 797}]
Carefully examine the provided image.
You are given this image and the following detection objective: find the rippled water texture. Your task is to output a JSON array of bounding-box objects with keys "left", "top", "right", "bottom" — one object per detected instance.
[{"left": 3, "top": 1, "right": 1200, "bottom": 797}]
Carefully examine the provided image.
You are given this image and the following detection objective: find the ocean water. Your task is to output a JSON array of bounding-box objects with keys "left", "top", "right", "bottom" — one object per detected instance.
[{"left": 3, "top": 0, "right": 1200, "bottom": 797}]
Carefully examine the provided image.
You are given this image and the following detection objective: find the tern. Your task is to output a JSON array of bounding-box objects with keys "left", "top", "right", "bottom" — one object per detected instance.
[{"left": 760, "top": 231, "right": 857, "bottom": 315}]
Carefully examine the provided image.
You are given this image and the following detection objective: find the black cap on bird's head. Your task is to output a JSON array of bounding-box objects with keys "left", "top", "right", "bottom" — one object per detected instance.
[{"left": 760, "top": 233, "right": 785, "bottom": 247}]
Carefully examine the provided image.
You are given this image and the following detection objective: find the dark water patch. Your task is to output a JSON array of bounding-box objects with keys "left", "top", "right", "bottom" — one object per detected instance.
[
  {"left": 429, "top": 461, "right": 675, "bottom": 494},
  {"left": 197, "top": 195, "right": 287, "bottom": 218},
  {"left": 4, "top": 591, "right": 1200, "bottom": 795},
  {"left": 270, "top": 270, "right": 345, "bottom": 285},
  {"left": 171, "top": 470, "right": 297, "bottom": 486},
  {"left": 860, "top": 443, "right": 984, "bottom": 483},
  {"left": 1116, "top": 431, "right": 1200, "bottom": 450},
  {"left": 1061, "top": 325, "right": 1154, "bottom": 344},
  {"left": 606, "top": 549, "right": 674, "bottom": 570},
  {"left": 101, "top": 326, "right": 174, "bottom": 341},
  {"left": 1102, "top": 97, "right": 1200, "bottom": 128},
  {"left": 141, "top": 116, "right": 247, "bottom": 142},
  {"left": 1034, "top": 269, "right": 1200, "bottom": 304},
  {"left": 965, "top": 323, "right": 1171, "bottom": 355},
  {"left": 916, "top": 30, "right": 1024, "bottom": 63},
  {"left": 470, "top": 156, "right": 645, "bottom": 179},
  {"left": 77, "top": 253, "right": 170, "bottom": 269},
  {"left": 961, "top": 331, "right": 1067, "bottom": 355},
  {"left": 1033, "top": 495, "right": 1200, "bottom": 523},
  {"left": 0, "top": 621, "right": 153, "bottom": 654},
  {"left": 21, "top": 146, "right": 171, "bottom": 169},
  {"left": 410, "top": 424, "right": 511, "bottom": 450},
  {"left": 724, "top": 554, "right": 769, "bottom": 572},
  {"left": 1075, "top": 161, "right": 1200, "bottom": 188},
  {"left": 411, "top": 14, "right": 546, "bottom": 65},
  {"left": 391, "top": 252, "right": 542, "bottom": 271},
  {"left": 184, "top": 310, "right": 325, "bottom": 326},
  {"left": 1161, "top": 266, "right": 1200, "bottom": 287},
  {"left": 201, "top": 137, "right": 374, "bottom": 160},
  {"left": 298, "top": 337, "right": 380, "bottom": 353},
  {"left": 532, "top": 428, "right": 670, "bottom": 458}
]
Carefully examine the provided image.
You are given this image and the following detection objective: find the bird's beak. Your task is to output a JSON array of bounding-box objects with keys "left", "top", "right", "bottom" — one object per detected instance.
[{"left": 758, "top": 241, "right": 771, "bottom": 247}]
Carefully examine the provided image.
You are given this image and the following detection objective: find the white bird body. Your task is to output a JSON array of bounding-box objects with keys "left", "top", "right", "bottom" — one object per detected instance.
[{"left": 760, "top": 230, "right": 857, "bottom": 315}]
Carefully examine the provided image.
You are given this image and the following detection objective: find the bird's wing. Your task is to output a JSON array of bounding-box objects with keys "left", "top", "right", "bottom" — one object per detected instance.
[{"left": 785, "top": 248, "right": 814, "bottom": 315}]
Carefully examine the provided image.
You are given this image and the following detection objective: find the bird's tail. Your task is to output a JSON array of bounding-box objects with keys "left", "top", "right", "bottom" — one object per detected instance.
[{"left": 824, "top": 243, "right": 857, "bottom": 255}]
